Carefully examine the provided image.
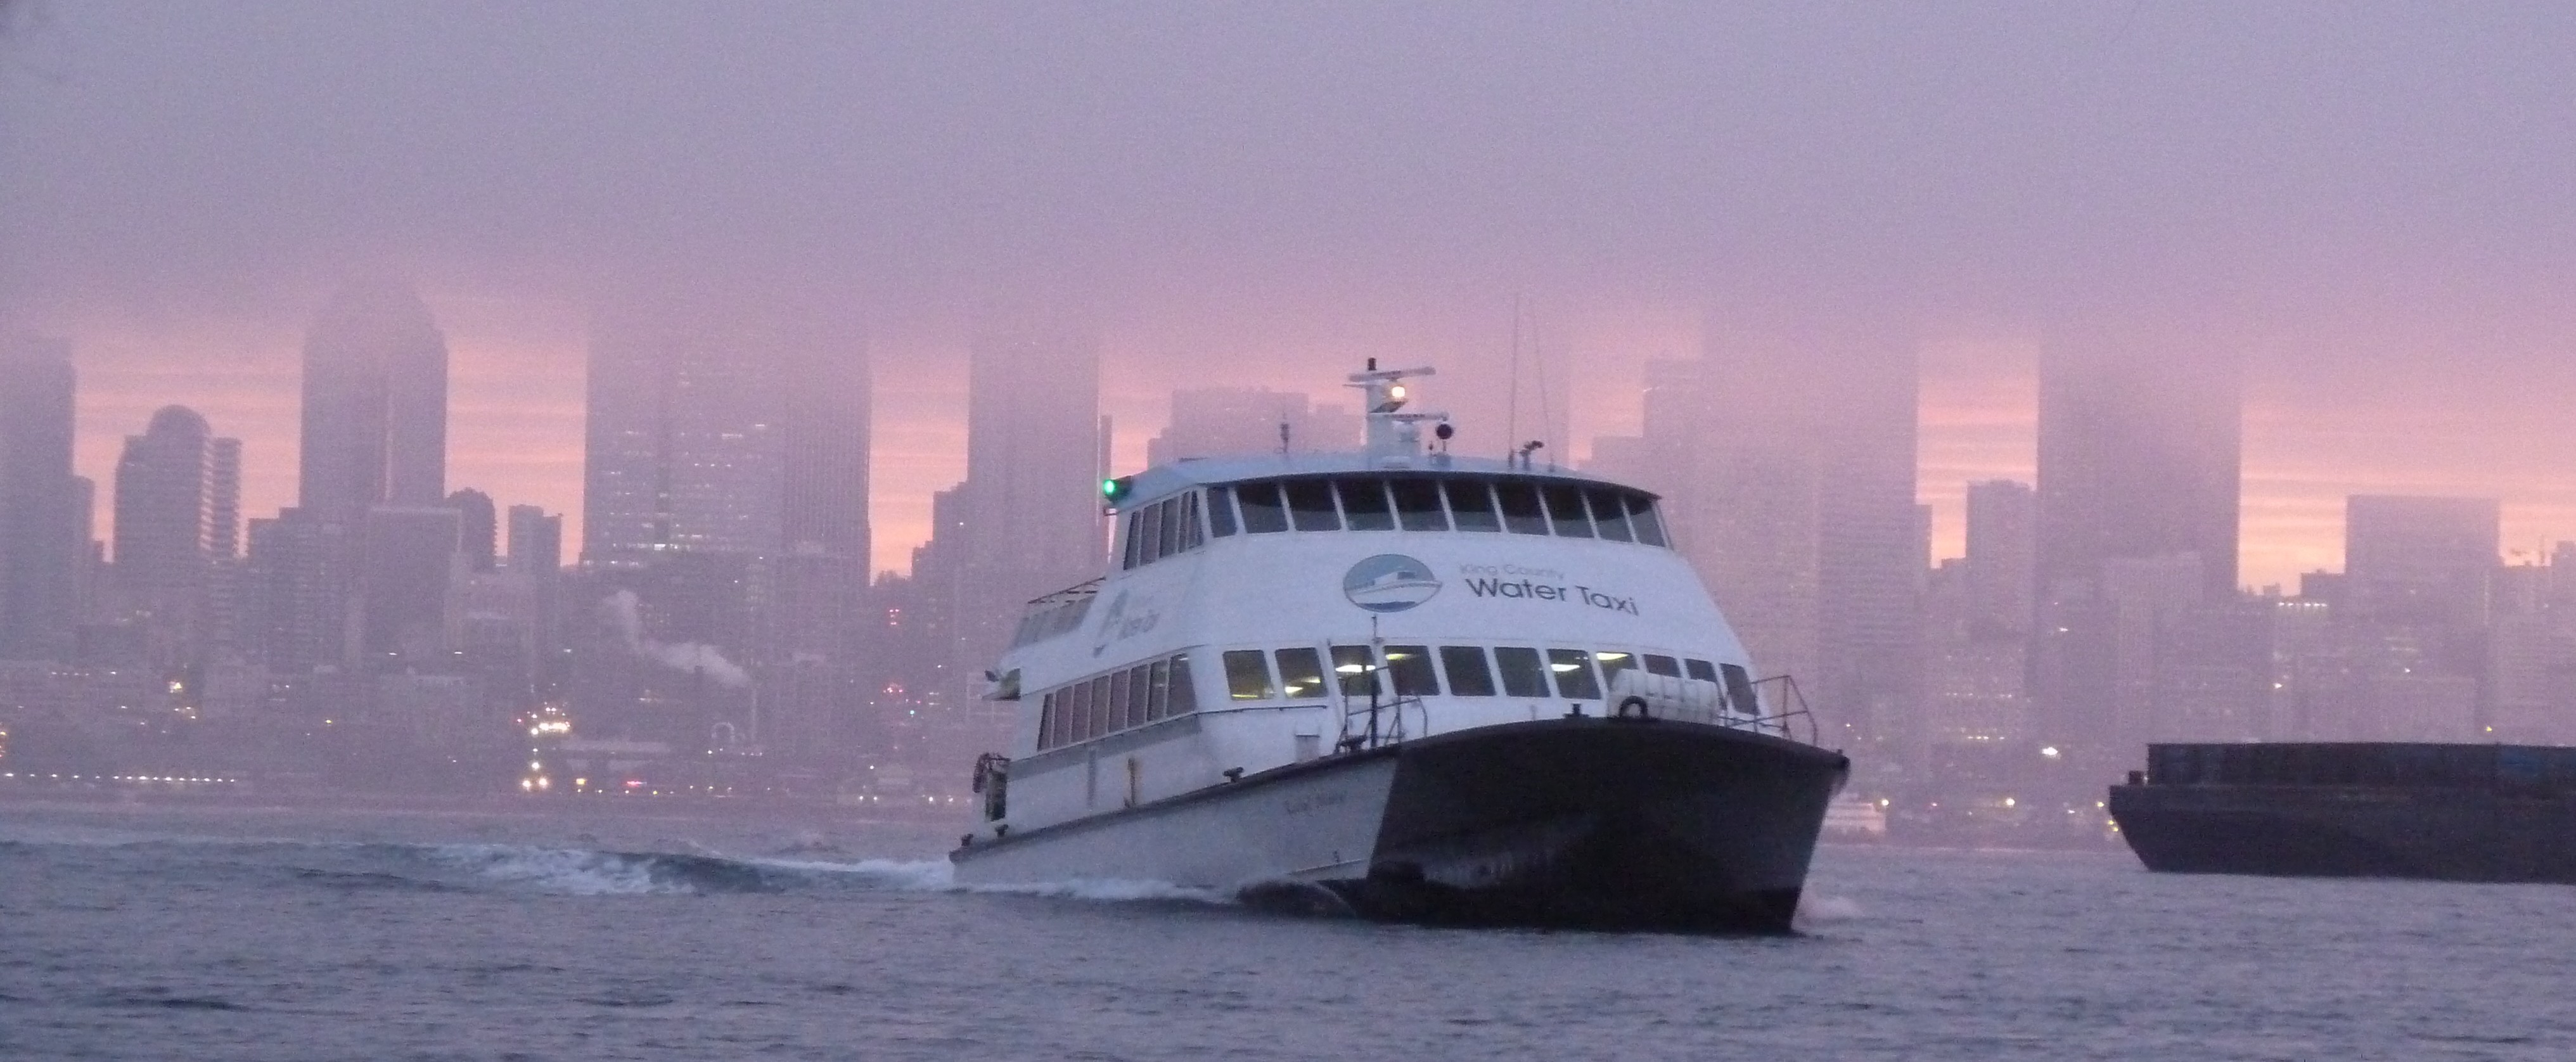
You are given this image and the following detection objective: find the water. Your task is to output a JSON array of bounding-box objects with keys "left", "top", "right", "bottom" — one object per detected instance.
[{"left": 4, "top": 802, "right": 2573, "bottom": 1061}]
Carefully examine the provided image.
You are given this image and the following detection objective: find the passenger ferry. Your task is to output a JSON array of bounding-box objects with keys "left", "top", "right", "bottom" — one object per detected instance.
[{"left": 951, "top": 362, "right": 1850, "bottom": 932}]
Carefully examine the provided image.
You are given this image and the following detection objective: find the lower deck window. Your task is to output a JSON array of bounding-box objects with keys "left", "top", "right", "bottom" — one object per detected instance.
[
  {"left": 1439, "top": 646, "right": 1497, "bottom": 696},
  {"left": 1223, "top": 649, "right": 1276, "bottom": 701},
  {"left": 1493, "top": 646, "right": 1549, "bottom": 698},
  {"left": 1383, "top": 645, "right": 1440, "bottom": 697},
  {"left": 1329, "top": 644, "right": 1381, "bottom": 698},
  {"left": 1275, "top": 648, "right": 1328, "bottom": 698},
  {"left": 1035, "top": 651, "right": 1201, "bottom": 751},
  {"left": 1546, "top": 649, "right": 1601, "bottom": 700}
]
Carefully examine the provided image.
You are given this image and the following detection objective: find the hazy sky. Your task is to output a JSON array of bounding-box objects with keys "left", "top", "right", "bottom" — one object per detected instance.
[{"left": 8, "top": 1, "right": 2576, "bottom": 582}]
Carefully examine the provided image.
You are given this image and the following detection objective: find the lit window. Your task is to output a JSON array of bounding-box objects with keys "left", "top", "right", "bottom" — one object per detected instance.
[
  {"left": 1384, "top": 645, "right": 1440, "bottom": 697},
  {"left": 1274, "top": 648, "right": 1328, "bottom": 698},
  {"left": 1546, "top": 649, "right": 1601, "bottom": 700},
  {"left": 1328, "top": 644, "right": 1381, "bottom": 698},
  {"left": 1222, "top": 649, "right": 1277, "bottom": 701}
]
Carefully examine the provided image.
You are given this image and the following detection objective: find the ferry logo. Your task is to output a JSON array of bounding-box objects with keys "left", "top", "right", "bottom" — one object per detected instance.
[{"left": 1343, "top": 554, "right": 1442, "bottom": 613}]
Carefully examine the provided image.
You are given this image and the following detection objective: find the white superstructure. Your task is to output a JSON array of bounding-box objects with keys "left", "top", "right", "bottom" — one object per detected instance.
[{"left": 966, "top": 362, "right": 1797, "bottom": 843}]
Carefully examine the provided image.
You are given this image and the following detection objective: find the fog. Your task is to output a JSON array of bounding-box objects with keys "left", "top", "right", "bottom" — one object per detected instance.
[{"left": 4, "top": 1, "right": 2575, "bottom": 579}]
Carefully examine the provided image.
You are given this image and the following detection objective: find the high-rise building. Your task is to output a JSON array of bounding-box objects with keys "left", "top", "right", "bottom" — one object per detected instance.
[
  {"left": 508, "top": 505, "right": 563, "bottom": 575},
  {"left": 1586, "top": 323, "right": 1921, "bottom": 755},
  {"left": 298, "top": 279, "right": 449, "bottom": 517},
  {"left": 952, "top": 331, "right": 1105, "bottom": 683},
  {"left": 2343, "top": 495, "right": 2500, "bottom": 629},
  {"left": 0, "top": 337, "right": 86, "bottom": 661},
  {"left": 1144, "top": 388, "right": 1361, "bottom": 466},
  {"left": 1963, "top": 480, "right": 2035, "bottom": 636},
  {"left": 446, "top": 488, "right": 497, "bottom": 573},
  {"left": 358, "top": 506, "right": 461, "bottom": 661},
  {"left": 110, "top": 406, "right": 235, "bottom": 666},
  {"left": 207, "top": 438, "right": 242, "bottom": 561},
  {"left": 582, "top": 307, "right": 788, "bottom": 561},
  {"left": 2030, "top": 340, "right": 2242, "bottom": 760}
]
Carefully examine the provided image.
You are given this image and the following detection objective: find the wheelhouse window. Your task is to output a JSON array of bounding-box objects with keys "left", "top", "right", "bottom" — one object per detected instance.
[
  {"left": 1596, "top": 650, "right": 1637, "bottom": 688},
  {"left": 1203, "top": 475, "right": 1665, "bottom": 547},
  {"left": 1445, "top": 480, "right": 1501, "bottom": 532},
  {"left": 1494, "top": 480, "right": 1549, "bottom": 535},
  {"left": 1284, "top": 479, "right": 1341, "bottom": 531},
  {"left": 1541, "top": 483, "right": 1594, "bottom": 538},
  {"left": 1207, "top": 485, "right": 1239, "bottom": 537},
  {"left": 1238, "top": 481, "right": 1289, "bottom": 533},
  {"left": 1391, "top": 477, "right": 1449, "bottom": 531},
  {"left": 1338, "top": 478, "right": 1395, "bottom": 530},
  {"left": 1586, "top": 487, "right": 1633, "bottom": 542},
  {"left": 1643, "top": 654, "right": 1682, "bottom": 677}
]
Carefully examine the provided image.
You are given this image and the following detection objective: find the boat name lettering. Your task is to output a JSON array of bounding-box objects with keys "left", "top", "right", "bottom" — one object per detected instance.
[
  {"left": 1283, "top": 791, "right": 1348, "bottom": 814},
  {"left": 1461, "top": 575, "right": 1640, "bottom": 615},
  {"left": 1090, "top": 590, "right": 1163, "bottom": 656}
]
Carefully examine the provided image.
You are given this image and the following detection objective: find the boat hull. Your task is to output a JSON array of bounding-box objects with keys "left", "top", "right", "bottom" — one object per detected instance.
[
  {"left": 2110, "top": 783, "right": 2576, "bottom": 882},
  {"left": 951, "top": 717, "right": 1850, "bottom": 933}
]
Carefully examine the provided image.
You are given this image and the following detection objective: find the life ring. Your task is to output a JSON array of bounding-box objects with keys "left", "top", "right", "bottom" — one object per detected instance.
[{"left": 1615, "top": 695, "right": 1652, "bottom": 719}]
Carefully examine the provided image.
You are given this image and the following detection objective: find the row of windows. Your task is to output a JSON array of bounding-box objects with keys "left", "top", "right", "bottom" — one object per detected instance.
[
  {"left": 1115, "top": 475, "right": 1670, "bottom": 570},
  {"left": 1212, "top": 476, "right": 1667, "bottom": 546},
  {"left": 1117, "top": 492, "right": 1209, "bottom": 571},
  {"left": 1035, "top": 653, "right": 1200, "bottom": 752},
  {"left": 1217, "top": 643, "right": 1752, "bottom": 708}
]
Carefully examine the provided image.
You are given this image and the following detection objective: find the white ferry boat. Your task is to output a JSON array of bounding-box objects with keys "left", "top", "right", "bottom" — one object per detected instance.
[{"left": 951, "top": 362, "right": 1850, "bottom": 932}]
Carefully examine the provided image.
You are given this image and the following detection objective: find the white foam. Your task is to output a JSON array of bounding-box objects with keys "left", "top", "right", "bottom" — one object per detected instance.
[
  {"left": 747, "top": 855, "right": 1229, "bottom": 905},
  {"left": 430, "top": 844, "right": 677, "bottom": 896}
]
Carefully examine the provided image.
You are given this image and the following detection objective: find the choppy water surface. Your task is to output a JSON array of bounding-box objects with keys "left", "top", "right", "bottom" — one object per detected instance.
[{"left": 4, "top": 802, "right": 2572, "bottom": 1061}]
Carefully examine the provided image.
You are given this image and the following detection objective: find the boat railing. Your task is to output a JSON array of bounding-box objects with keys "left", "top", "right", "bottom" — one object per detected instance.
[
  {"left": 1746, "top": 674, "right": 1821, "bottom": 746},
  {"left": 1009, "top": 578, "right": 1104, "bottom": 648},
  {"left": 1337, "top": 693, "right": 1428, "bottom": 753}
]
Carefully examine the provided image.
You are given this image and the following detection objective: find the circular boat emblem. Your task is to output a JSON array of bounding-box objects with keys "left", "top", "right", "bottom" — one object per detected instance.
[{"left": 1343, "top": 554, "right": 1442, "bottom": 613}]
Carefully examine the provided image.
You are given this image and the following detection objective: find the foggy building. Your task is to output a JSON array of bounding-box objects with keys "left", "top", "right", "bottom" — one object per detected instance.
[
  {"left": 1964, "top": 480, "right": 2035, "bottom": 636},
  {"left": 581, "top": 308, "right": 787, "bottom": 560},
  {"left": 298, "top": 279, "right": 449, "bottom": 517},
  {"left": 0, "top": 337, "right": 87, "bottom": 662},
  {"left": 1588, "top": 324, "right": 1921, "bottom": 757},
  {"left": 950, "top": 331, "right": 1106, "bottom": 708},
  {"left": 2030, "top": 342, "right": 2242, "bottom": 760},
  {"left": 446, "top": 488, "right": 497, "bottom": 573},
  {"left": 507, "top": 505, "right": 563, "bottom": 575},
  {"left": 2343, "top": 495, "right": 2500, "bottom": 629},
  {"left": 208, "top": 438, "right": 241, "bottom": 561},
  {"left": 358, "top": 506, "right": 461, "bottom": 662},
  {"left": 245, "top": 508, "right": 357, "bottom": 679},
  {"left": 110, "top": 405, "right": 236, "bottom": 667},
  {"left": 1144, "top": 388, "right": 1360, "bottom": 465}
]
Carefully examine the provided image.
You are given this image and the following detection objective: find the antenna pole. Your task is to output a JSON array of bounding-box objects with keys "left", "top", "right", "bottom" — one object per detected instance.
[{"left": 1506, "top": 292, "right": 1522, "bottom": 461}]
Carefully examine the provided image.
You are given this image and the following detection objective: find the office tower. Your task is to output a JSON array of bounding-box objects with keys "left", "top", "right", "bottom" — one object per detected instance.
[
  {"left": 1586, "top": 324, "right": 1921, "bottom": 753},
  {"left": 1144, "top": 388, "right": 1361, "bottom": 466},
  {"left": 1964, "top": 480, "right": 2036, "bottom": 636},
  {"left": 446, "top": 488, "right": 497, "bottom": 572},
  {"left": 207, "top": 437, "right": 242, "bottom": 560},
  {"left": 508, "top": 505, "right": 563, "bottom": 575},
  {"left": 773, "top": 323, "right": 871, "bottom": 663},
  {"left": 111, "top": 406, "right": 221, "bottom": 664},
  {"left": 582, "top": 306, "right": 802, "bottom": 561},
  {"left": 245, "top": 508, "right": 356, "bottom": 676},
  {"left": 2030, "top": 341, "right": 2242, "bottom": 759},
  {"left": 358, "top": 506, "right": 461, "bottom": 661},
  {"left": 2343, "top": 496, "right": 2500, "bottom": 629},
  {"left": 298, "top": 278, "right": 449, "bottom": 516},
  {"left": 954, "top": 331, "right": 1105, "bottom": 677},
  {"left": 2035, "top": 345, "right": 2240, "bottom": 599},
  {"left": 0, "top": 337, "right": 85, "bottom": 660}
]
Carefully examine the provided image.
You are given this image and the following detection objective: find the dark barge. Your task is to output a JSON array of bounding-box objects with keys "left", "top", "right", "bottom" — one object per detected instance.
[{"left": 2109, "top": 742, "right": 2576, "bottom": 882}]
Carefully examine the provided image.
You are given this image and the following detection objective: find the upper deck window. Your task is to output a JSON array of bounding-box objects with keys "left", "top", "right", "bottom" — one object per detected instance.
[
  {"left": 1118, "top": 490, "right": 1213, "bottom": 570},
  {"left": 1338, "top": 478, "right": 1395, "bottom": 530},
  {"left": 1626, "top": 493, "right": 1668, "bottom": 547}
]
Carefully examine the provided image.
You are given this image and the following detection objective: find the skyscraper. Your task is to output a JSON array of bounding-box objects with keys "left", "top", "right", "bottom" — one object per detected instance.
[
  {"left": 2343, "top": 495, "right": 2500, "bottom": 629},
  {"left": 446, "top": 488, "right": 497, "bottom": 573},
  {"left": 2030, "top": 340, "right": 2242, "bottom": 758},
  {"left": 111, "top": 406, "right": 235, "bottom": 665},
  {"left": 507, "top": 505, "right": 563, "bottom": 575},
  {"left": 207, "top": 437, "right": 242, "bottom": 561},
  {"left": 1144, "top": 388, "right": 1360, "bottom": 466},
  {"left": 0, "top": 337, "right": 86, "bottom": 660},
  {"left": 581, "top": 307, "right": 792, "bottom": 561},
  {"left": 298, "top": 279, "right": 449, "bottom": 516},
  {"left": 1964, "top": 480, "right": 2036, "bottom": 636}
]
